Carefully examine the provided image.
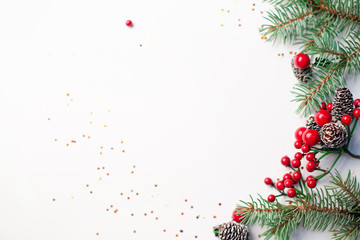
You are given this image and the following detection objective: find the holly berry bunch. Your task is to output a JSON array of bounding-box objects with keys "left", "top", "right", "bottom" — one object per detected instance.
[{"left": 263, "top": 87, "right": 360, "bottom": 202}]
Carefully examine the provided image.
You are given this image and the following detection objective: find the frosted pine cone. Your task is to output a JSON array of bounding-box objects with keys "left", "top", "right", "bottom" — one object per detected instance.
[
  {"left": 306, "top": 116, "right": 321, "bottom": 132},
  {"left": 332, "top": 87, "right": 354, "bottom": 120},
  {"left": 213, "top": 221, "right": 249, "bottom": 240},
  {"left": 320, "top": 122, "right": 348, "bottom": 148},
  {"left": 291, "top": 57, "right": 312, "bottom": 83}
]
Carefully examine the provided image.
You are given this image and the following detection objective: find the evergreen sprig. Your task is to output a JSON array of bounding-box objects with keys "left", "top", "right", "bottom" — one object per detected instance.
[
  {"left": 262, "top": 0, "right": 360, "bottom": 116},
  {"left": 238, "top": 171, "right": 360, "bottom": 240}
]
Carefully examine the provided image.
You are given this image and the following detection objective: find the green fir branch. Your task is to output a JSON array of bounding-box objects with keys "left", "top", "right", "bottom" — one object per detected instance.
[
  {"left": 332, "top": 220, "right": 360, "bottom": 240},
  {"left": 261, "top": 4, "right": 314, "bottom": 43},
  {"left": 317, "top": 0, "right": 360, "bottom": 23},
  {"left": 329, "top": 170, "right": 360, "bottom": 208},
  {"left": 263, "top": 0, "right": 360, "bottom": 115},
  {"left": 292, "top": 34, "right": 360, "bottom": 115},
  {"left": 292, "top": 64, "right": 345, "bottom": 116},
  {"left": 238, "top": 171, "right": 360, "bottom": 240}
]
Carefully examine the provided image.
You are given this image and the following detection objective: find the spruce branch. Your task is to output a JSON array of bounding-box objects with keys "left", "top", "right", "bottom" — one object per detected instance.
[
  {"left": 329, "top": 170, "right": 360, "bottom": 207},
  {"left": 261, "top": 3, "right": 314, "bottom": 43},
  {"left": 303, "top": 19, "right": 331, "bottom": 49},
  {"left": 318, "top": 0, "right": 360, "bottom": 23},
  {"left": 293, "top": 34, "right": 360, "bottom": 115},
  {"left": 332, "top": 220, "right": 360, "bottom": 240},
  {"left": 292, "top": 65, "right": 345, "bottom": 116},
  {"left": 238, "top": 171, "right": 360, "bottom": 240},
  {"left": 263, "top": 0, "right": 360, "bottom": 115}
]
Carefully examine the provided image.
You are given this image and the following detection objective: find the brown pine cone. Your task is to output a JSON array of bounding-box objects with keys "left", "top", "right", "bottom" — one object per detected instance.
[
  {"left": 320, "top": 122, "right": 348, "bottom": 148},
  {"left": 332, "top": 87, "right": 354, "bottom": 120}
]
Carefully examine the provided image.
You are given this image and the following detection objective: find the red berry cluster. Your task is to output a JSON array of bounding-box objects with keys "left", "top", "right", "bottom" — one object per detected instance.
[
  {"left": 264, "top": 99, "right": 360, "bottom": 202},
  {"left": 265, "top": 125, "right": 320, "bottom": 201},
  {"left": 354, "top": 99, "right": 360, "bottom": 118},
  {"left": 231, "top": 98, "right": 360, "bottom": 221}
]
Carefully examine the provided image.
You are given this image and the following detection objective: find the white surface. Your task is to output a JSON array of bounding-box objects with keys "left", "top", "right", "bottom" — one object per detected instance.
[{"left": 0, "top": 0, "right": 360, "bottom": 239}]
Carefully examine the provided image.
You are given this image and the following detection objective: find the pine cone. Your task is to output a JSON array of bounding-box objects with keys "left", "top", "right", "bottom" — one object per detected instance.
[
  {"left": 213, "top": 221, "right": 249, "bottom": 240},
  {"left": 332, "top": 87, "right": 354, "bottom": 120},
  {"left": 291, "top": 57, "right": 312, "bottom": 83},
  {"left": 306, "top": 116, "right": 321, "bottom": 132},
  {"left": 320, "top": 122, "right": 348, "bottom": 148}
]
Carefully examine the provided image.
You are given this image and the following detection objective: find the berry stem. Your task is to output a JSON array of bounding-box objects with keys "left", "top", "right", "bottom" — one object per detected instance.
[
  {"left": 272, "top": 185, "right": 284, "bottom": 195},
  {"left": 315, "top": 168, "right": 327, "bottom": 172},
  {"left": 312, "top": 148, "right": 341, "bottom": 154},
  {"left": 316, "top": 152, "right": 343, "bottom": 180},
  {"left": 316, "top": 151, "right": 331, "bottom": 161}
]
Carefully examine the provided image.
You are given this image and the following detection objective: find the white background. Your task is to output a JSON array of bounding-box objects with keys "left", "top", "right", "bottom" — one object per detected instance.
[{"left": 1, "top": 0, "right": 360, "bottom": 239}]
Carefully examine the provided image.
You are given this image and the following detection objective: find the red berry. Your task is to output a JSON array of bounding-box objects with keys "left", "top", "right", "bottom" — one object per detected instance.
[
  {"left": 319, "top": 102, "right": 326, "bottom": 110},
  {"left": 315, "top": 110, "right": 332, "bottom": 126},
  {"left": 283, "top": 173, "right": 292, "bottom": 181},
  {"left": 126, "top": 20, "right": 133, "bottom": 27},
  {"left": 327, "top": 103, "right": 333, "bottom": 111},
  {"left": 268, "top": 194, "right": 276, "bottom": 202},
  {"left": 307, "top": 178, "right": 317, "bottom": 188},
  {"left": 294, "top": 53, "right": 310, "bottom": 70},
  {"left": 306, "top": 175, "right": 314, "bottom": 181},
  {"left": 276, "top": 181, "right": 285, "bottom": 191},
  {"left": 295, "top": 127, "right": 307, "bottom": 141},
  {"left": 287, "top": 188, "right": 296, "bottom": 198},
  {"left": 291, "top": 159, "right": 301, "bottom": 168},
  {"left": 292, "top": 171, "right": 302, "bottom": 182},
  {"left": 264, "top": 177, "right": 273, "bottom": 185},
  {"left": 294, "top": 140, "right": 303, "bottom": 149},
  {"left": 306, "top": 152, "right": 315, "bottom": 161},
  {"left": 302, "top": 129, "right": 320, "bottom": 147},
  {"left": 342, "top": 115, "right": 352, "bottom": 125},
  {"left": 355, "top": 99, "right": 360, "bottom": 107},
  {"left": 306, "top": 161, "right": 316, "bottom": 172},
  {"left": 354, "top": 109, "right": 360, "bottom": 118},
  {"left": 301, "top": 144, "right": 310, "bottom": 153},
  {"left": 232, "top": 208, "right": 245, "bottom": 223},
  {"left": 284, "top": 179, "right": 294, "bottom": 188},
  {"left": 281, "top": 156, "right": 291, "bottom": 166},
  {"left": 294, "top": 152, "right": 303, "bottom": 160}
]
